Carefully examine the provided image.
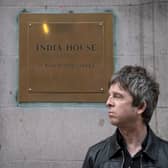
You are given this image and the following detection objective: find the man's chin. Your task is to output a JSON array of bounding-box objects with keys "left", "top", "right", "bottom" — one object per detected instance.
[{"left": 109, "top": 119, "right": 118, "bottom": 126}]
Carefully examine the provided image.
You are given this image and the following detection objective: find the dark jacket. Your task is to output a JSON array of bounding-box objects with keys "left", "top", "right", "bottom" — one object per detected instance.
[{"left": 82, "top": 127, "right": 168, "bottom": 168}]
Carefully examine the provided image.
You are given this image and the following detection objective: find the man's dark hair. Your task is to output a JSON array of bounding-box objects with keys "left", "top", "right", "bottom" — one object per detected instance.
[{"left": 109, "top": 65, "right": 160, "bottom": 124}]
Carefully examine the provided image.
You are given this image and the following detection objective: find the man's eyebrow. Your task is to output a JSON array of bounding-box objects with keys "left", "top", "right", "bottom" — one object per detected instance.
[
  {"left": 113, "top": 91, "right": 123, "bottom": 95},
  {"left": 108, "top": 91, "right": 123, "bottom": 95}
]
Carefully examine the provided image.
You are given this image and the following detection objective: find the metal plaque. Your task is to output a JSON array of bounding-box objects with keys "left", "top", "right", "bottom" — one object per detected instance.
[{"left": 19, "top": 13, "right": 113, "bottom": 102}]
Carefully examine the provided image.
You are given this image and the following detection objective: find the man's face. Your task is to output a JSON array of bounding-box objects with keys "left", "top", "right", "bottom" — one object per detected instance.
[{"left": 106, "top": 83, "right": 139, "bottom": 128}]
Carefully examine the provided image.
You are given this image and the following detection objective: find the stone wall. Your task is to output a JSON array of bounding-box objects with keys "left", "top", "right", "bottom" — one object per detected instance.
[{"left": 0, "top": 0, "right": 168, "bottom": 167}]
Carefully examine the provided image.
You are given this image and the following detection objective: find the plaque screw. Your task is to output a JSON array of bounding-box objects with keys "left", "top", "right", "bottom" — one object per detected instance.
[
  {"left": 100, "top": 88, "right": 104, "bottom": 92},
  {"left": 29, "top": 23, "right": 32, "bottom": 27},
  {"left": 98, "top": 22, "right": 103, "bottom": 26},
  {"left": 28, "top": 88, "right": 32, "bottom": 91}
]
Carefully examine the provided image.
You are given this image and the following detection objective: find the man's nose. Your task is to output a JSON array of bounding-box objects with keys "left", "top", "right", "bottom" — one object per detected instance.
[{"left": 106, "top": 96, "right": 113, "bottom": 107}]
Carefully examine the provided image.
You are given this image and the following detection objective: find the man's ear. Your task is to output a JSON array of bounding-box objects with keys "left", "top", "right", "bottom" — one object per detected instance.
[{"left": 137, "top": 101, "right": 147, "bottom": 115}]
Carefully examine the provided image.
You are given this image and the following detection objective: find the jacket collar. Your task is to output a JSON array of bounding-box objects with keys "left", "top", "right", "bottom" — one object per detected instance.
[
  {"left": 143, "top": 126, "right": 159, "bottom": 161},
  {"left": 108, "top": 126, "right": 159, "bottom": 161},
  {"left": 108, "top": 130, "right": 122, "bottom": 158}
]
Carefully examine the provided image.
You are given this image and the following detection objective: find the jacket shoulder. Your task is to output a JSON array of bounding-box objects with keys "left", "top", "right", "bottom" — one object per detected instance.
[
  {"left": 158, "top": 137, "right": 168, "bottom": 150},
  {"left": 155, "top": 137, "right": 168, "bottom": 167},
  {"left": 82, "top": 136, "right": 114, "bottom": 168},
  {"left": 86, "top": 135, "right": 114, "bottom": 163}
]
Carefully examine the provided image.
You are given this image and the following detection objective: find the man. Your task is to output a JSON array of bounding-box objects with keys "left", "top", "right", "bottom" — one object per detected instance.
[{"left": 82, "top": 65, "right": 168, "bottom": 168}]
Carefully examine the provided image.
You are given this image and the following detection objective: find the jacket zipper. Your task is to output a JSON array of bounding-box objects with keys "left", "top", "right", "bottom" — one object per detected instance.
[
  {"left": 140, "top": 154, "right": 142, "bottom": 168},
  {"left": 121, "top": 150, "right": 125, "bottom": 168}
]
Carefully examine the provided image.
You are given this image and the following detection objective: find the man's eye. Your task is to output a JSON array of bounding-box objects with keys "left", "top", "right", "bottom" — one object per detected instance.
[{"left": 114, "top": 94, "right": 122, "bottom": 98}]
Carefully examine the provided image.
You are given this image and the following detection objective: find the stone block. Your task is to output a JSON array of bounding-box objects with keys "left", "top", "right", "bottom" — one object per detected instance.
[
  {"left": 112, "top": 5, "right": 141, "bottom": 58},
  {"left": 114, "top": 55, "right": 141, "bottom": 71},
  {"left": 0, "top": 106, "right": 114, "bottom": 162},
  {"left": 156, "top": 108, "right": 168, "bottom": 140},
  {"left": 154, "top": 3, "right": 168, "bottom": 107},
  {"left": 141, "top": 4, "right": 153, "bottom": 58},
  {"left": 0, "top": 7, "right": 20, "bottom": 57},
  {"left": 0, "top": 56, "right": 18, "bottom": 106}
]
